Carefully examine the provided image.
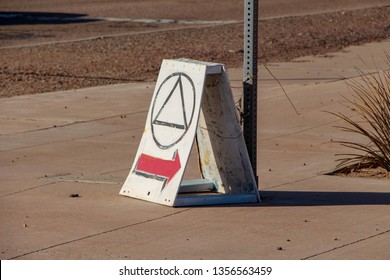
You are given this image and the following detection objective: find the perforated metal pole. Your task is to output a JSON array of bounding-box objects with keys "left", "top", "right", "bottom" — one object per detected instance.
[{"left": 243, "top": 0, "right": 258, "bottom": 182}]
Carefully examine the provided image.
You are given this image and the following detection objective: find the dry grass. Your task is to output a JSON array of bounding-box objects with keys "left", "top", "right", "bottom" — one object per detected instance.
[{"left": 330, "top": 56, "right": 390, "bottom": 172}]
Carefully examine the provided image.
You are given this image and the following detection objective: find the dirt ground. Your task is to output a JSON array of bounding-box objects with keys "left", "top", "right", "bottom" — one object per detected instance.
[
  {"left": 1, "top": 5, "right": 389, "bottom": 98},
  {"left": 330, "top": 165, "right": 390, "bottom": 179}
]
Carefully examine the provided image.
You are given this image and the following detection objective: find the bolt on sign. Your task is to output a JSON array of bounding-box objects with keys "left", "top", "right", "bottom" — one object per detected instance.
[{"left": 120, "top": 59, "right": 260, "bottom": 206}]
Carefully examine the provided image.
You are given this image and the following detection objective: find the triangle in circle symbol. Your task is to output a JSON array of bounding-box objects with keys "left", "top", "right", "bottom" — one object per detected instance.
[{"left": 153, "top": 74, "right": 188, "bottom": 130}]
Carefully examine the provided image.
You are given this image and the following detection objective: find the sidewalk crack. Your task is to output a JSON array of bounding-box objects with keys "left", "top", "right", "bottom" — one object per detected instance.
[
  {"left": 8, "top": 208, "right": 191, "bottom": 260},
  {"left": 302, "top": 229, "right": 390, "bottom": 260}
]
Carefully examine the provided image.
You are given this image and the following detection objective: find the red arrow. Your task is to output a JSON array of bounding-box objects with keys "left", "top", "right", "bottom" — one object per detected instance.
[{"left": 134, "top": 150, "right": 181, "bottom": 189}]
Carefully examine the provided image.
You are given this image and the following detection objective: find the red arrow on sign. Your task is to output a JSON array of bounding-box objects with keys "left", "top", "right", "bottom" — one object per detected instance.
[{"left": 134, "top": 150, "right": 181, "bottom": 190}]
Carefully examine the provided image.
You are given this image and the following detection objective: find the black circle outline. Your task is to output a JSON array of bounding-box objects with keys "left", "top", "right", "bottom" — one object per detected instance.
[{"left": 150, "top": 72, "right": 196, "bottom": 149}]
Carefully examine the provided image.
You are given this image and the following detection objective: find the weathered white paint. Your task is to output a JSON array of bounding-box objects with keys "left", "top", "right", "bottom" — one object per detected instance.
[
  {"left": 120, "top": 59, "right": 259, "bottom": 206},
  {"left": 196, "top": 69, "right": 259, "bottom": 199}
]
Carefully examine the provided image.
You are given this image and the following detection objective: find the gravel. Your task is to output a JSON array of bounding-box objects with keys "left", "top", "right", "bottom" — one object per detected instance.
[{"left": 1, "top": 6, "right": 389, "bottom": 98}]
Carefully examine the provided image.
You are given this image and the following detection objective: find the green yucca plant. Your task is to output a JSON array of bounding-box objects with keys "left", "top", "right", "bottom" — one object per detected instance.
[{"left": 330, "top": 57, "right": 390, "bottom": 172}]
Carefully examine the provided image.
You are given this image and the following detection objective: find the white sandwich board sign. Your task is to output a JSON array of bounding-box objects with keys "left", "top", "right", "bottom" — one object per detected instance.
[{"left": 120, "top": 59, "right": 260, "bottom": 206}]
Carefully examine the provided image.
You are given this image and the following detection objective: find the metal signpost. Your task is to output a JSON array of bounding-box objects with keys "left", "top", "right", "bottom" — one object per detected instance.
[{"left": 243, "top": 0, "right": 258, "bottom": 183}]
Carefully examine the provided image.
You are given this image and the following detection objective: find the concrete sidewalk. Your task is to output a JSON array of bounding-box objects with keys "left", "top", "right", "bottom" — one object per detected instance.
[{"left": 1, "top": 40, "right": 389, "bottom": 260}]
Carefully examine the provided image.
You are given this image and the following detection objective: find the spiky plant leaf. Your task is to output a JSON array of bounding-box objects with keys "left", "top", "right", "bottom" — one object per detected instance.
[{"left": 330, "top": 60, "right": 390, "bottom": 171}]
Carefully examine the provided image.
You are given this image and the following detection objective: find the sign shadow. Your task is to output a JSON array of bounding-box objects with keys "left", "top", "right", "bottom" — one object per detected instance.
[
  {"left": 259, "top": 190, "right": 390, "bottom": 207},
  {"left": 189, "top": 190, "right": 390, "bottom": 208}
]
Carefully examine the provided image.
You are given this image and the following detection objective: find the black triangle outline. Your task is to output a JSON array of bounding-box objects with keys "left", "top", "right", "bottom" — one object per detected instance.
[{"left": 152, "top": 74, "right": 188, "bottom": 130}]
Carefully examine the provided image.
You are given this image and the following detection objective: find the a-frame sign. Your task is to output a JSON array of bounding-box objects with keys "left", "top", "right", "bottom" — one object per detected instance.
[{"left": 120, "top": 59, "right": 260, "bottom": 206}]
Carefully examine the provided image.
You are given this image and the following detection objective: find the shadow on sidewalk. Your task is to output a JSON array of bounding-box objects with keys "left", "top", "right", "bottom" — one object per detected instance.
[{"left": 258, "top": 190, "right": 390, "bottom": 207}]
